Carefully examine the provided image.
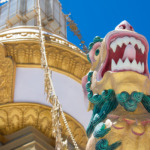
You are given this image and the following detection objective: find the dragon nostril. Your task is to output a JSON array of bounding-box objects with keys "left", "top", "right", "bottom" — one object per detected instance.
[
  {"left": 119, "top": 25, "right": 126, "bottom": 29},
  {"left": 130, "top": 26, "right": 133, "bottom": 31}
]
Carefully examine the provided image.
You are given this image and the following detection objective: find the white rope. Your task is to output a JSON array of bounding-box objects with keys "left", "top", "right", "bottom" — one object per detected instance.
[{"left": 36, "top": 0, "right": 80, "bottom": 149}]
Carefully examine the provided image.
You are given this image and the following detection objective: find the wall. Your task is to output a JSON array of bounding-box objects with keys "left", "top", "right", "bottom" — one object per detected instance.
[{"left": 14, "top": 67, "right": 92, "bottom": 129}]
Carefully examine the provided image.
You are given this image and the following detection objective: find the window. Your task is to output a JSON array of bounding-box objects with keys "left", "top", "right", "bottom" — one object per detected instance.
[
  {"left": 26, "top": 0, "right": 35, "bottom": 12},
  {"left": 9, "top": 0, "right": 17, "bottom": 18},
  {"left": 40, "top": 0, "right": 45, "bottom": 13},
  {"left": 0, "top": 5, "right": 8, "bottom": 26},
  {"left": 53, "top": 0, "right": 59, "bottom": 22}
]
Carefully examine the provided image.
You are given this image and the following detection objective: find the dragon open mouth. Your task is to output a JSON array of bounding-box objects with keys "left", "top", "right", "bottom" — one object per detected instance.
[{"left": 98, "top": 31, "right": 149, "bottom": 80}]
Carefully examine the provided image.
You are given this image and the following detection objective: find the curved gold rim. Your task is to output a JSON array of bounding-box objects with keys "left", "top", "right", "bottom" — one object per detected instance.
[
  {"left": 0, "top": 26, "right": 90, "bottom": 83},
  {"left": 0, "top": 102, "right": 87, "bottom": 149}
]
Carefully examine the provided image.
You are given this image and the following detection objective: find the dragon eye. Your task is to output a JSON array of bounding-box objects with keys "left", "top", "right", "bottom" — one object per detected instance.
[{"left": 95, "top": 49, "right": 100, "bottom": 56}]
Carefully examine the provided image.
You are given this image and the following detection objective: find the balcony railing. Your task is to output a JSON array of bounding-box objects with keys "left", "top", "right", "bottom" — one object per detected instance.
[{"left": 0, "top": 0, "right": 66, "bottom": 38}]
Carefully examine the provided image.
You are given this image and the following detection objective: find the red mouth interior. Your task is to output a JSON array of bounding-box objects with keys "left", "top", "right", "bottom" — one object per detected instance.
[{"left": 101, "top": 39, "right": 147, "bottom": 78}]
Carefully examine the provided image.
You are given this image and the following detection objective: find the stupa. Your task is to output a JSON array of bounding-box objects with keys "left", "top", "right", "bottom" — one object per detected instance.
[{"left": 0, "top": 0, "right": 91, "bottom": 149}]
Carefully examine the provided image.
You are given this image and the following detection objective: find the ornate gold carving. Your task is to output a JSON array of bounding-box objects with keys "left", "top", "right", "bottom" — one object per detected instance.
[
  {"left": 0, "top": 43, "right": 16, "bottom": 104},
  {"left": 0, "top": 26, "right": 90, "bottom": 83},
  {"left": 0, "top": 27, "right": 85, "bottom": 55},
  {"left": 0, "top": 103, "right": 87, "bottom": 149},
  {"left": 6, "top": 43, "right": 90, "bottom": 83}
]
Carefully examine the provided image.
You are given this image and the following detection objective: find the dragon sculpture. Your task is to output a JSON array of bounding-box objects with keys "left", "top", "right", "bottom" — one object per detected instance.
[{"left": 82, "top": 20, "right": 150, "bottom": 150}]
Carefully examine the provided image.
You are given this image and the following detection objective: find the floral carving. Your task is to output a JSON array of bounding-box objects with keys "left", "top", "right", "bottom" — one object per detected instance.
[{"left": 0, "top": 43, "right": 15, "bottom": 104}]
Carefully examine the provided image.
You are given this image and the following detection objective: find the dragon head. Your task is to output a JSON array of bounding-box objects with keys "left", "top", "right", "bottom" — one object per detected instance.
[{"left": 82, "top": 20, "right": 150, "bottom": 111}]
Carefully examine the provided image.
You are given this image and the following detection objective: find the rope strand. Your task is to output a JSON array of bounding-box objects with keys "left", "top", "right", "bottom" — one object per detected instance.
[{"left": 36, "top": 0, "right": 80, "bottom": 149}]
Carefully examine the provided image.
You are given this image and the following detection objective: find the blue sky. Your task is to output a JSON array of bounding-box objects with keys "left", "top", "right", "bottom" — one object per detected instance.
[
  {"left": 0, "top": 0, "right": 8, "bottom": 6},
  {"left": 60, "top": 0, "right": 150, "bottom": 70}
]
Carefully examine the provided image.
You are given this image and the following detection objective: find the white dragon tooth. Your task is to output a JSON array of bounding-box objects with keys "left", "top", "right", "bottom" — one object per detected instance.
[
  {"left": 137, "top": 41, "right": 145, "bottom": 54},
  {"left": 123, "top": 58, "right": 131, "bottom": 70},
  {"left": 138, "top": 61, "right": 142, "bottom": 66},
  {"left": 116, "top": 38, "right": 123, "bottom": 48},
  {"left": 142, "top": 62, "right": 144, "bottom": 73},
  {"left": 137, "top": 40, "right": 142, "bottom": 49},
  {"left": 137, "top": 62, "right": 142, "bottom": 73},
  {"left": 116, "top": 59, "right": 123, "bottom": 70},
  {"left": 131, "top": 59, "right": 138, "bottom": 71},
  {"left": 123, "top": 36, "right": 130, "bottom": 45},
  {"left": 141, "top": 45, "right": 145, "bottom": 54},
  {"left": 111, "top": 59, "right": 117, "bottom": 71},
  {"left": 110, "top": 42, "right": 117, "bottom": 53},
  {"left": 130, "top": 37, "right": 137, "bottom": 46}
]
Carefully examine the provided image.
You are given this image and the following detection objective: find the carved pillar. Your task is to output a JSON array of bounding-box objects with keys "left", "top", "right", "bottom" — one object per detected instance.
[{"left": 0, "top": 43, "right": 16, "bottom": 104}]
